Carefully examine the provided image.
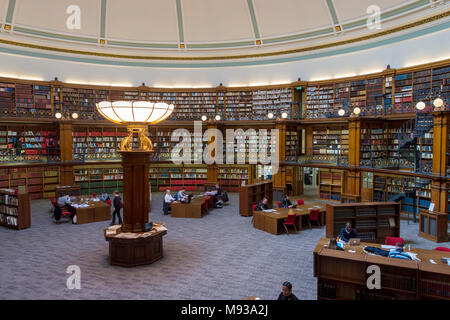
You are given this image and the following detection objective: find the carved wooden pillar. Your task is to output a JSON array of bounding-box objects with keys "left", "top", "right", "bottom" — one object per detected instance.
[
  {"left": 59, "top": 120, "right": 73, "bottom": 186},
  {"left": 120, "top": 151, "right": 151, "bottom": 233},
  {"left": 346, "top": 117, "right": 361, "bottom": 197},
  {"left": 272, "top": 121, "right": 286, "bottom": 189},
  {"left": 205, "top": 121, "right": 218, "bottom": 190}
]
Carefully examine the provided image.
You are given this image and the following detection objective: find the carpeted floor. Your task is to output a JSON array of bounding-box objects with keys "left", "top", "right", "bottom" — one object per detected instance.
[{"left": 0, "top": 191, "right": 447, "bottom": 300}]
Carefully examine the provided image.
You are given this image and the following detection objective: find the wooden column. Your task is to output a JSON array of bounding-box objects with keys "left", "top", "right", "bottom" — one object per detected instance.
[
  {"left": 59, "top": 120, "right": 74, "bottom": 186},
  {"left": 272, "top": 121, "right": 286, "bottom": 189},
  {"left": 120, "top": 151, "right": 151, "bottom": 233},
  {"left": 431, "top": 110, "right": 449, "bottom": 214},
  {"left": 346, "top": 117, "right": 361, "bottom": 197},
  {"left": 205, "top": 121, "right": 218, "bottom": 190}
]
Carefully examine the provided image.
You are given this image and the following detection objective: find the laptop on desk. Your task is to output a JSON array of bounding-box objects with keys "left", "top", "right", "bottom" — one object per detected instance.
[{"left": 349, "top": 238, "right": 361, "bottom": 246}]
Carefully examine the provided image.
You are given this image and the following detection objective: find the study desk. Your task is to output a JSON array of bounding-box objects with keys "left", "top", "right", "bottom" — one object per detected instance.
[
  {"left": 253, "top": 203, "right": 325, "bottom": 235},
  {"left": 171, "top": 195, "right": 212, "bottom": 218},
  {"left": 68, "top": 197, "right": 111, "bottom": 224},
  {"left": 313, "top": 238, "right": 450, "bottom": 300}
]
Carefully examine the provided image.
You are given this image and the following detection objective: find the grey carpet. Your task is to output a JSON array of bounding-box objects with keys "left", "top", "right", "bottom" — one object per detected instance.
[{"left": 0, "top": 192, "right": 447, "bottom": 300}]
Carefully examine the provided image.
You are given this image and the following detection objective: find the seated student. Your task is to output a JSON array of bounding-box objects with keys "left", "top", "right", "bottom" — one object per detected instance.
[
  {"left": 339, "top": 222, "right": 358, "bottom": 243},
  {"left": 100, "top": 192, "right": 110, "bottom": 202},
  {"left": 57, "top": 194, "right": 76, "bottom": 222},
  {"left": 277, "top": 282, "right": 299, "bottom": 300},
  {"left": 163, "top": 189, "right": 175, "bottom": 215},
  {"left": 177, "top": 187, "right": 189, "bottom": 203},
  {"left": 328, "top": 238, "right": 344, "bottom": 251},
  {"left": 388, "top": 242, "right": 412, "bottom": 260},
  {"left": 281, "top": 194, "right": 296, "bottom": 208},
  {"left": 255, "top": 196, "right": 270, "bottom": 211},
  {"left": 213, "top": 184, "right": 223, "bottom": 208}
]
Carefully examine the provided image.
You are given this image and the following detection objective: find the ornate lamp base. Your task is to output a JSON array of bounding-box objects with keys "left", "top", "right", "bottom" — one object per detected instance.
[{"left": 120, "top": 125, "right": 153, "bottom": 151}]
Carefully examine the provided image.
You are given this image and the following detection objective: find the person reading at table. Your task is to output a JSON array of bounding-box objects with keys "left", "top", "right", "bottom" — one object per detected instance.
[
  {"left": 57, "top": 194, "right": 76, "bottom": 219},
  {"left": 281, "top": 194, "right": 295, "bottom": 208},
  {"left": 111, "top": 191, "right": 123, "bottom": 225},
  {"left": 388, "top": 242, "right": 412, "bottom": 260},
  {"left": 178, "top": 187, "right": 189, "bottom": 203},
  {"left": 338, "top": 222, "right": 358, "bottom": 243},
  {"left": 163, "top": 189, "right": 175, "bottom": 215},
  {"left": 255, "top": 196, "right": 270, "bottom": 211},
  {"left": 277, "top": 282, "right": 299, "bottom": 300},
  {"left": 100, "top": 192, "right": 110, "bottom": 202}
]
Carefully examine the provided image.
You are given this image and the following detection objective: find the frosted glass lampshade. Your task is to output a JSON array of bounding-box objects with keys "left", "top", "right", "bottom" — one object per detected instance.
[
  {"left": 353, "top": 107, "right": 361, "bottom": 115},
  {"left": 415, "top": 101, "right": 426, "bottom": 110},
  {"left": 96, "top": 101, "right": 174, "bottom": 124},
  {"left": 215, "top": 115, "right": 221, "bottom": 121},
  {"left": 267, "top": 112, "right": 274, "bottom": 119},
  {"left": 281, "top": 112, "right": 288, "bottom": 119},
  {"left": 55, "top": 112, "right": 62, "bottom": 119},
  {"left": 201, "top": 115, "right": 207, "bottom": 121},
  {"left": 433, "top": 97, "right": 444, "bottom": 108},
  {"left": 338, "top": 109, "right": 345, "bottom": 116}
]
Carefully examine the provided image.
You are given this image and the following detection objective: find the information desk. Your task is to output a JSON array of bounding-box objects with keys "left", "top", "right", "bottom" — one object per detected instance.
[
  {"left": 253, "top": 203, "right": 325, "bottom": 235},
  {"left": 314, "top": 238, "right": 450, "bottom": 300},
  {"left": 171, "top": 195, "right": 212, "bottom": 218},
  {"left": 67, "top": 197, "right": 111, "bottom": 224},
  {"left": 104, "top": 223, "right": 167, "bottom": 267}
]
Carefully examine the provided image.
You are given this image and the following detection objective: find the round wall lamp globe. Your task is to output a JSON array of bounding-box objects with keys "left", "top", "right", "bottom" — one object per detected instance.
[
  {"left": 415, "top": 101, "right": 426, "bottom": 110},
  {"left": 215, "top": 115, "right": 221, "bottom": 121},
  {"left": 353, "top": 107, "right": 361, "bottom": 115},
  {"left": 433, "top": 97, "right": 444, "bottom": 108},
  {"left": 267, "top": 112, "right": 274, "bottom": 119},
  {"left": 55, "top": 112, "right": 62, "bottom": 119},
  {"left": 338, "top": 109, "right": 345, "bottom": 116},
  {"left": 281, "top": 112, "right": 288, "bottom": 119},
  {"left": 201, "top": 115, "right": 207, "bottom": 121},
  {"left": 72, "top": 112, "right": 79, "bottom": 119}
]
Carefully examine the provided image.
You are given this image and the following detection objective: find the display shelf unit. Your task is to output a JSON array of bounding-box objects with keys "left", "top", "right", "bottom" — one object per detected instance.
[
  {"left": 223, "top": 128, "right": 273, "bottom": 164},
  {"left": 218, "top": 165, "right": 249, "bottom": 192},
  {"left": 251, "top": 88, "right": 292, "bottom": 120},
  {"left": 413, "top": 69, "right": 433, "bottom": 112},
  {"left": 74, "top": 164, "right": 123, "bottom": 195},
  {"left": 72, "top": 126, "right": 128, "bottom": 161},
  {"left": 394, "top": 73, "right": 413, "bottom": 114},
  {"left": 285, "top": 128, "right": 299, "bottom": 162},
  {"left": 319, "top": 169, "right": 344, "bottom": 201},
  {"left": 0, "top": 124, "right": 60, "bottom": 163},
  {"left": 365, "top": 77, "right": 383, "bottom": 115},
  {"left": 312, "top": 127, "right": 349, "bottom": 160},
  {"left": 305, "top": 85, "right": 334, "bottom": 118},
  {"left": 0, "top": 188, "right": 30, "bottom": 229},
  {"left": 225, "top": 90, "right": 253, "bottom": 120},
  {"left": 239, "top": 181, "right": 273, "bottom": 216},
  {"left": 384, "top": 76, "right": 394, "bottom": 114},
  {"left": 417, "top": 130, "right": 433, "bottom": 173},
  {"left": 148, "top": 164, "right": 207, "bottom": 192},
  {"left": 326, "top": 202, "right": 400, "bottom": 243}
]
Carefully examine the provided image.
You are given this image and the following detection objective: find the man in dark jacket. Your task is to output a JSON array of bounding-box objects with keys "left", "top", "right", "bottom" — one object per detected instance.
[
  {"left": 339, "top": 222, "right": 358, "bottom": 242},
  {"left": 281, "top": 194, "right": 295, "bottom": 208},
  {"left": 111, "top": 191, "right": 123, "bottom": 225},
  {"left": 255, "top": 197, "right": 270, "bottom": 211}
]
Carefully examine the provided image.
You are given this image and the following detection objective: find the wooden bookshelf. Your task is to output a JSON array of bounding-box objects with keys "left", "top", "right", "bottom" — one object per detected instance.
[
  {"left": 217, "top": 165, "right": 249, "bottom": 192},
  {"left": 419, "top": 210, "right": 449, "bottom": 243},
  {"left": 239, "top": 181, "right": 273, "bottom": 216},
  {"left": 325, "top": 202, "right": 400, "bottom": 243},
  {"left": 0, "top": 188, "right": 30, "bottom": 230},
  {"left": 319, "top": 169, "right": 344, "bottom": 201}
]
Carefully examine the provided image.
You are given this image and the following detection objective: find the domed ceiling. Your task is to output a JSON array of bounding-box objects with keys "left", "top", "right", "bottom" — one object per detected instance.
[{"left": 0, "top": 0, "right": 448, "bottom": 63}]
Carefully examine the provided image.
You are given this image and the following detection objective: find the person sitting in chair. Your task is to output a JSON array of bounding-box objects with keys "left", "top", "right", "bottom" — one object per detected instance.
[
  {"left": 388, "top": 242, "right": 412, "bottom": 260},
  {"left": 338, "top": 222, "right": 358, "bottom": 243},
  {"left": 163, "top": 189, "right": 175, "bottom": 215},
  {"left": 212, "top": 183, "right": 223, "bottom": 208},
  {"left": 57, "top": 194, "right": 76, "bottom": 221},
  {"left": 281, "top": 194, "right": 295, "bottom": 208},
  {"left": 177, "top": 187, "right": 189, "bottom": 203},
  {"left": 255, "top": 196, "right": 270, "bottom": 211},
  {"left": 100, "top": 192, "right": 110, "bottom": 202}
]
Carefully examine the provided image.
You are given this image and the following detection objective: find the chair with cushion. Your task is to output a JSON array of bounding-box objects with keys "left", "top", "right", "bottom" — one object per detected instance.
[
  {"left": 435, "top": 247, "right": 450, "bottom": 252},
  {"left": 283, "top": 214, "right": 297, "bottom": 234},
  {"left": 278, "top": 201, "right": 282, "bottom": 208},
  {"left": 296, "top": 199, "right": 304, "bottom": 205},
  {"left": 92, "top": 192, "right": 97, "bottom": 198},
  {"left": 385, "top": 237, "right": 404, "bottom": 246},
  {"left": 307, "top": 209, "right": 321, "bottom": 229}
]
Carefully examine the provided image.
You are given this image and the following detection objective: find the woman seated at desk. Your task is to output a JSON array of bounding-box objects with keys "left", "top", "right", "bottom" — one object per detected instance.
[{"left": 163, "top": 189, "right": 175, "bottom": 215}]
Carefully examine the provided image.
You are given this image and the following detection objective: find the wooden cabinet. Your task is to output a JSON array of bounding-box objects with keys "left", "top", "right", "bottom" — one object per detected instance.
[
  {"left": 0, "top": 189, "right": 30, "bottom": 229},
  {"left": 419, "top": 210, "right": 449, "bottom": 243},
  {"left": 239, "top": 181, "right": 273, "bottom": 216}
]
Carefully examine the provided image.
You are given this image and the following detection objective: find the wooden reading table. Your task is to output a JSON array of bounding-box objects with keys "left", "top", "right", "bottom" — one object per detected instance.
[
  {"left": 171, "top": 195, "right": 212, "bottom": 218},
  {"left": 253, "top": 203, "right": 326, "bottom": 235},
  {"left": 68, "top": 196, "right": 111, "bottom": 224}
]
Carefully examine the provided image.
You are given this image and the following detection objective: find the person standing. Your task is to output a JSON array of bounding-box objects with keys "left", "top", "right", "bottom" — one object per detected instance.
[
  {"left": 277, "top": 282, "right": 299, "bottom": 300},
  {"left": 111, "top": 191, "right": 123, "bottom": 225}
]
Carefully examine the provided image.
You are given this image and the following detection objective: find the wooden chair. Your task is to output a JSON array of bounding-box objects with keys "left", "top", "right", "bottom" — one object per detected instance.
[
  {"left": 283, "top": 214, "right": 297, "bottom": 234},
  {"left": 307, "top": 209, "right": 321, "bottom": 229},
  {"left": 251, "top": 204, "right": 257, "bottom": 223},
  {"left": 434, "top": 247, "right": 450, "bottom": 252},
  {"left": 385, "top": 236, "right": 404, "bottom": 246}
]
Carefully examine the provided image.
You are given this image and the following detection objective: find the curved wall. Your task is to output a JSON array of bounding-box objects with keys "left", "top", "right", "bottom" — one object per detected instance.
[{"left": 0, "top": 21, "right": 448, "bottom": 87}]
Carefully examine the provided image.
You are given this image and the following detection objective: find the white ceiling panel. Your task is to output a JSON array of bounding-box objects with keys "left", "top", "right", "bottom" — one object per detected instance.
[
  {"left": 107, "top": 0, "right": 178, "bottom": 42},
  {"left": 254, "top": 0, "right": 333, "bottom": 38},
  {"left": 333, "top": 0, "right": 412, "bottom": 22},
  {"left": 14, "top": 0, "right": 100, "bottom": 36},
  {"left": 183, "top": 0, "right": 254, "bottom": 42}
]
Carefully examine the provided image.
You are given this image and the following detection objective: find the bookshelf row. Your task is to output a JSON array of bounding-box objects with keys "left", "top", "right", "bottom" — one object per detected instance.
[
  {"left": 318, "top": 169, "right": 344, "bottom": 201},
  {"left": 0, "top": 188, "right": 30, "bottom": 229},
  {"left": 305, "top": 65, "right": 449, "bottom": 118},
  {"left": 0, "top": 166, "right": 60, "bottom": 200}
]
